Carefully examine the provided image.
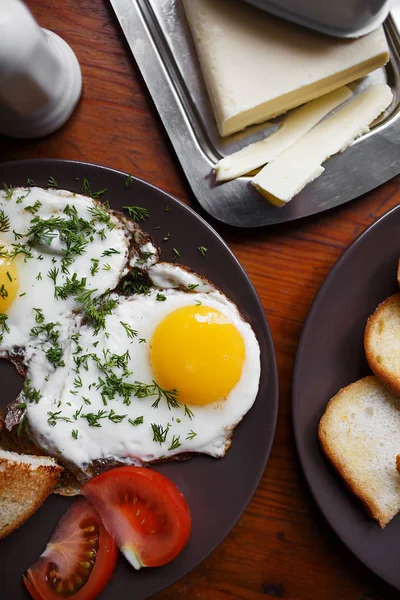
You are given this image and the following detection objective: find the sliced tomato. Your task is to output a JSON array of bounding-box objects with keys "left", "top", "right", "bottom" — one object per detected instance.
[
  {"left": 24, "top": 499, "right": 118, "bottom": 600},
  {"left": 81, "top": 466, "right": 191, "bottom": 569}
]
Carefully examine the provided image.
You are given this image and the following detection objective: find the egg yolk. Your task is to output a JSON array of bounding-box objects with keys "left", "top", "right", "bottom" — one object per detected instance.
[
  {"left": 150, "top": 305, "right": 245, "bottom": 406},
  {"left": 0, "top": 248, "right": 19, "bottom": 313}
]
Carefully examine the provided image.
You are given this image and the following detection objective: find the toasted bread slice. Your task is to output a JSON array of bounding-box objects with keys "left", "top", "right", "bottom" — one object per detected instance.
[
  {"left": 319, "top": 376, "right": 400, "bottom": 528},
  {"left": 0, "top": 426, "right": 80, "bottom": 496},
  {"left": 0, "top": 449, "right": 62, "bottom": 538},
  {"left": 397, "top": 259, "right": 400, "bottom": 287},
  {"left": 364, "top": 294, "right": 400, "bottom": 396}
]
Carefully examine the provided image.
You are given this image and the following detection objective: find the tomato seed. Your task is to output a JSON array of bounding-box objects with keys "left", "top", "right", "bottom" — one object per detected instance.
[
  {"left": 84, "top": 525, "right": 96, "bottom": 533},
  {"left": 141, "top": 519, "right": 146, "bottom": 525},
  {"left": 136, "top": 509, "right": 140, "bottom": 516}
]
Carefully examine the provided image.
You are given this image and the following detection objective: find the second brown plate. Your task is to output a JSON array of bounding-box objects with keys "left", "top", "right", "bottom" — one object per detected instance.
[{"left": 292, "top": 203, "right": 400, "bottom": 590}]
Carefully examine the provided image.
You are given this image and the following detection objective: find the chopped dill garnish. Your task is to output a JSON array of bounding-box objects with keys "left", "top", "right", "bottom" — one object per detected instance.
[
  {"left": 156, "top": 293, "right": 166, "bottom": 302},
  {"left": 147, "top": 381, "right": 179, "bottom": 410},
  {"left": 17, "top": 414, "right": 29, "bottom": 437},
  {"left": 0, "top": 209, "right": 10, "bottom": 233},
  {"left": 88, "top": 203, "right": 111, "bottom": 225},
  {"left": 186, "top": 430, "right": 197, "bottom": 440},
  {"left": 108, "top": 409, "right": 127, "bottom": 423},
  {"left": 0, "top": 244, "right": 32, "bottom": 261},
  {"left": 120, "top": 321, "right": 138, "bottom": 338},
  {"left": 141, "top": 251, "right": 154, "bottom": 261},
  {"left": 117, "top": 268, "right": 150, "bottom": 296},
  {"left": 27, "top": 178, "right": 34, "bottom": 186},
  {"left": 151, "top": 423, "right": 170, "bottom": 444},
  {"left": 184, "top": 405, "right": 194, "bottom": 420},
  {"left": 73, "top": 406, "right": 83, "bottom": 420},
  {"left": 47, "top": 411, "right": 72, "bottom": 426},
  {"left": 123, "top": 205, "right": 149, "bottom": 222},
  {"left": 172, "top": 248, "right": 180, "bottom": 260},
  {"left": 47, "top": 176, "right": 57, "bottom": 188},
  {"left": 2, "top": 183, "right": 14, "bottom": 201},
  {"left": 81, "top": 178, "right": 107, "bottom": 201},
  {"left": 81, "top": 409, "right": 108, "bottom": 427},
  {"left": 0, "top": 285, "right": 7, "bottom": 300},
  {"left": 23, "top": 380, "right": 42, "bottom": 404},
  {"left": 187, "top": 283, "right": 199, "bottom": 290},
  {"left": 33, "top": 308, "right": 45, "bottom": 323},
  {"left": 168, "top": 434, "right": 181, "bottom": 451},
  {"left": 48, "top": 267, "right": 59, "bottom": 285},
  {"left": 163, "top": 232, "right": 171, "bottom": 242},
  {"left": 72, "top": 429, "right": 78, "bottom": 439},
  {"left": 30, "top": 321, "right": 60, "bottom": 344},
  {"left": 101, "top": 248, "right": 120, "bottom": 257},
  {"left": 73, "top": 375, "right": 83, "bottom": 388},
  {"left": 90, "top": 258, "right": 100, "bottom": 276},
  {"left": 125, "top": 173, "right": 133, "bottom": 188},
  {"left": 0, "top": 313, "right": 10, "bottom": 342},
  {"left": 128, "top": 416, "right": 143, "bottom": 426},
  {"left": 45, "top": 344, "right": 65, "bottom": 367},
  {"left": 198, "top": 246, "right": 208, "bottom": 256},
  {"left": 24, "top": 200, "right": 42, "bottom": 214}
]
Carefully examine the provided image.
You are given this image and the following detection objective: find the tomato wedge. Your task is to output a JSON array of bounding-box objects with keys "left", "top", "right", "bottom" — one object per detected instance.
[
  {"left": 24, "top": 499, "right": 118, "bottom": 600},
  {"left": 81, "top": 466, "right": 191, "bottom": 569}
]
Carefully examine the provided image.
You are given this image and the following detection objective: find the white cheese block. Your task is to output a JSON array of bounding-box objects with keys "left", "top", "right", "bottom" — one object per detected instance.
[
  {"left": 182, "top": 0, "right": 389, "bottom": 137},
  {"left": 215, "top": 87, "right": 353, "bottom": 182},
  {"left": 251, "top": 84, "right": 393, "bottom": 206}
]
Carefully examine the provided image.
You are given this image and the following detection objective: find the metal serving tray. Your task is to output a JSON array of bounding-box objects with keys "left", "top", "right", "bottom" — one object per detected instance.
[{"left": 110, "top": 0, "right": 400, "bottom": 228}]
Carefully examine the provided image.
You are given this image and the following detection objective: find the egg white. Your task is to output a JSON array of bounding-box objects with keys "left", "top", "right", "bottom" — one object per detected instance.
[
  {"left": 0, "top": 187, "right": 157, "bottom": 354},
  {"left": 24, "top": 263, "right": 261, "bottom": 472}
]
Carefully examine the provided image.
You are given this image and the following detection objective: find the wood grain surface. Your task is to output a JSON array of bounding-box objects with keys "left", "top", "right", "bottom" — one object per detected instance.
[{"left": 1, "top": 1, "right": 400, "bottom": 599}]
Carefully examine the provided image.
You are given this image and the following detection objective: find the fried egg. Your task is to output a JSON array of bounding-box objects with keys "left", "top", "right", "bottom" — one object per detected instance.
[
  {"left": 22, "top": 263, "right": 260, "bottom": 472},
  {"left": 0, "top": 186, "right": 157, "bottom": 356}
]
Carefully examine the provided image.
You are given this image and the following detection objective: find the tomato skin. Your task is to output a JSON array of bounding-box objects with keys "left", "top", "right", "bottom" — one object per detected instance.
[
  {"left": 81, "top": 466, "right": 191, "bottom": 569},
  {"left": 23, "top": 499, "right": 118, "bottom": 600}
]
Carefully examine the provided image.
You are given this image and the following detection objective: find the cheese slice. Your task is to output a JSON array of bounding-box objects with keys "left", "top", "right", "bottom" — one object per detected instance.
[
  {"left": 251, "top": 84, "right": 393, "bottom": 206},
  {"left": 215, "top": 87, "right": 353, "bottom": 182},
  {"left": 183, "top": 0, "right": 389, "bottom": 137}
]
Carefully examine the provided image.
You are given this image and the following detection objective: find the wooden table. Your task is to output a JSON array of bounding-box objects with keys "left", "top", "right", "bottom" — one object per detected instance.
[{"left": 2, "top": 2, "right": 399, "bottom": 598}]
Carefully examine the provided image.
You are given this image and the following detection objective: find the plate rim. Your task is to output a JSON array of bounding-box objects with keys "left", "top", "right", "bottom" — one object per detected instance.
[
  {"left": 291, "top": 201, "right": 400, "bottom": 589},
  {"left": 0, "top": 157, "right": 279, "bottom": 597}
]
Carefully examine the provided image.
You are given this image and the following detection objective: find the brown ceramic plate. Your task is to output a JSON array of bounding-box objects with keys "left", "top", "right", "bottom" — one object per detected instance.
[
  {"left": 292, "top": 203, "right": 400, "bottom": 590},
  {"left": 0, "top": 159, "right": 278, "bottom": 599}
]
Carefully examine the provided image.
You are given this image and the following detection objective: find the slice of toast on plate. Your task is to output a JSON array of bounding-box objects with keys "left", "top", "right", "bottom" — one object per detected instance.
[
  {"left": 364, "top": 294, "right": 400, "bottom": 396},
  {"left": 0, "top": 449, "right": 62, "bottom": 538},
  {"left": 319, "top": 376, "right": 400, "bottom": 528}
]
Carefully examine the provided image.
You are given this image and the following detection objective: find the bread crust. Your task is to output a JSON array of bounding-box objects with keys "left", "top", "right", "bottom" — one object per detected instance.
[
  {"left": 364, "top": 294, "right": 400, "bottom": 396},
  {"left": 0, "top": 452, "right": 62, "bottom": 538},
  {"left": 319, "top": 376, "right": 398, "bottom": 528}
]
